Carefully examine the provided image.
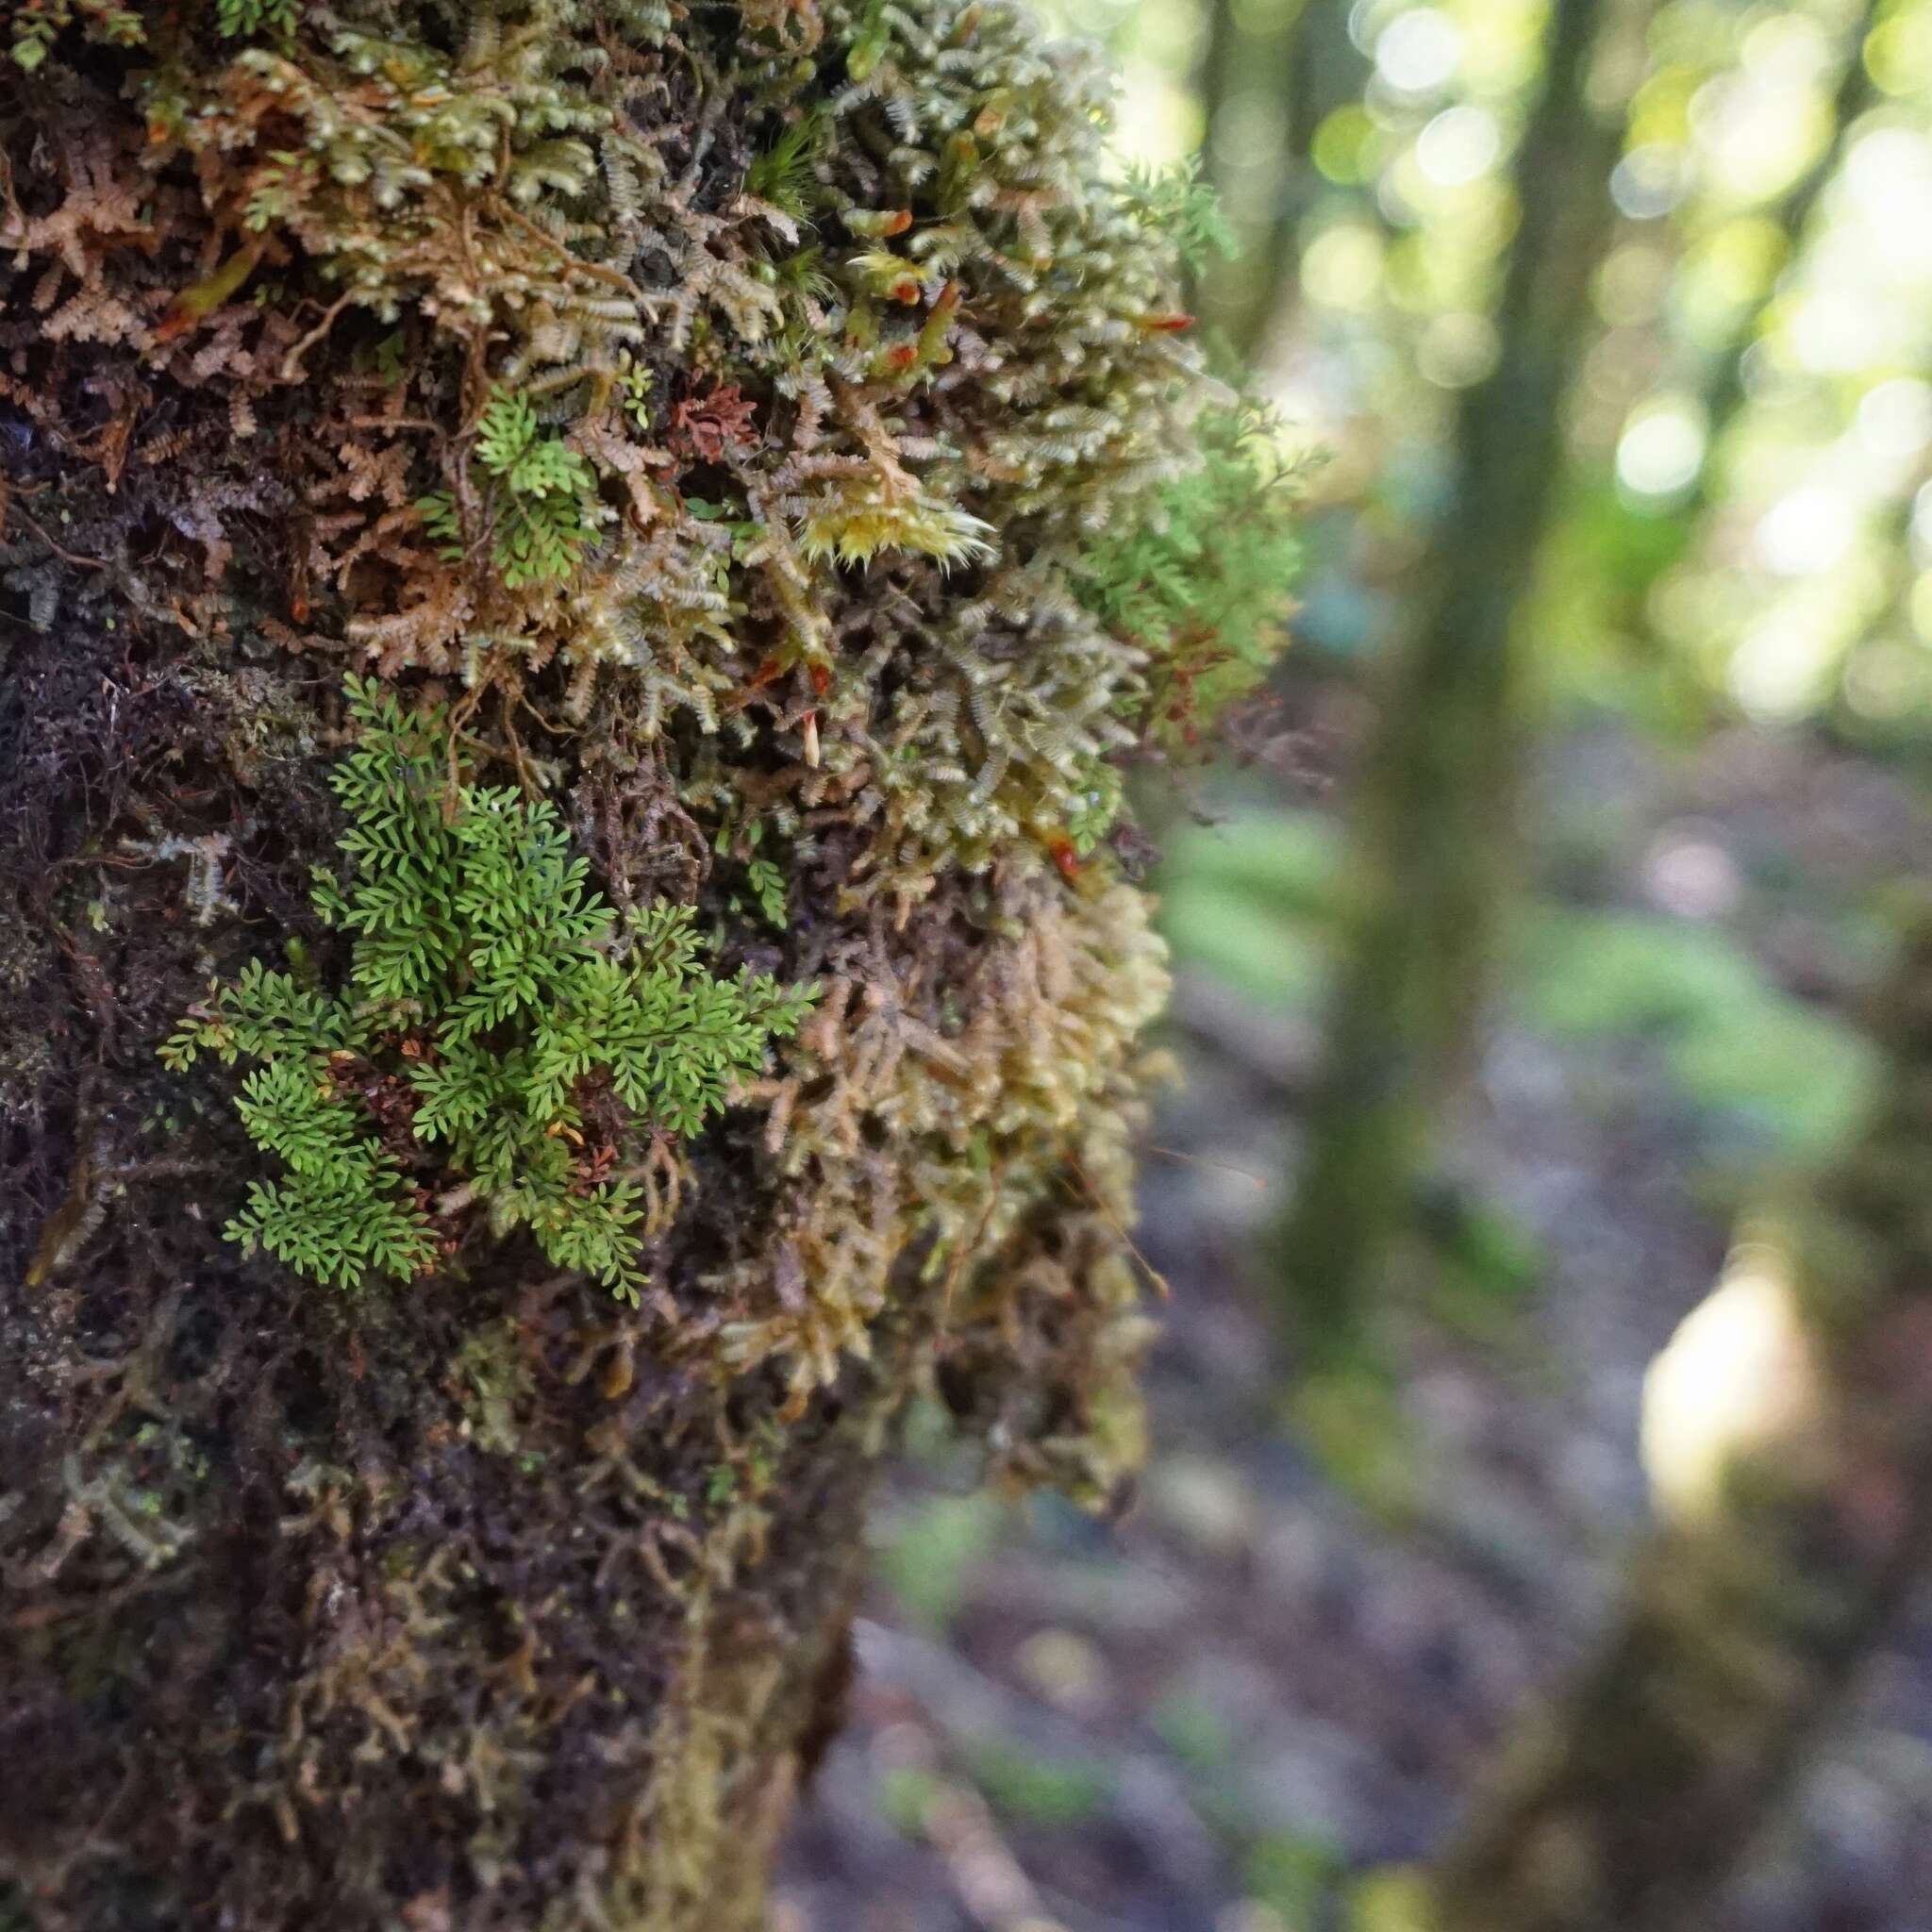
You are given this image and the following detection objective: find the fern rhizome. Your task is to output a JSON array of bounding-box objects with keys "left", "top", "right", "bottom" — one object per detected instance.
[{"left": 164, "top": 679, "right": 814, "bottom": 1298}]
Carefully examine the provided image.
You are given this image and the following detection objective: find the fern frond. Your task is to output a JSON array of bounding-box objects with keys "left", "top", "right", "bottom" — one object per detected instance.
[{"left": 163, "top": 687, "right": 815, "bottom": 1299}]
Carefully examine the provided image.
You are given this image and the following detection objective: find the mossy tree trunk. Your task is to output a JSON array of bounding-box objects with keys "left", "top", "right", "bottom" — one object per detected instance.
[
  {"left": 0, "top": 5, "right": 1272, "bottom": 1926},
  {"left": 1271, "top": 0, "right": 1655, "bottom": 1364},
  {"left": 1427, "top": 915, "right": 1932, "bottom": 1931}
]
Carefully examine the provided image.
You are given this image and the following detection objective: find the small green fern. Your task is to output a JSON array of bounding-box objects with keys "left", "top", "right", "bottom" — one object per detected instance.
[
  {"left": 1119, "top": 158, "right": 1237, "bottom": 275},
  {"left": 8, "top": 0, "right": 145, "bottom": 70},
  {"left": 215, "top": 0, "right": 299, "bottom": 40},
  {"left": 1075, "top": 402, "right": 1303, "bottom": 738},
  {"left": 417, "top": 387, "right": 600, "bottom": 589},
  {"left": 164, "top": 678, "right": 815, "bottom": 1298},
  {"left": 616, "top": 352, "right": 655, "bottom": 430},
  {"left": 716, "top": 819, "right": 791, "bottom": 928}
]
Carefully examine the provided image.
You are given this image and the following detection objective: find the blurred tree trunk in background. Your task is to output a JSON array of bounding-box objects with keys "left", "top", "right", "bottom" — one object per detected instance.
[
  {"left": 1271, "top": 0, "right": 1656, "bottom": 1366},
  {"left": 1428, "top": 913, "right": 1932, "bottom": 1932},
  {"left": 1194, "top": 0, "right": 1366, "bottom": 358}
]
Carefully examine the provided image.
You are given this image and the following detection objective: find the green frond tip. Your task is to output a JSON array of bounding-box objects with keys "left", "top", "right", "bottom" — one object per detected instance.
[
  {"left": 1120, "top": 158, "right": 1237, "bottom": 275},
  {"left": 1074, "top": 401, "right": 1305, "bottom": 740},
  {"left": 9, "top": 0, "right": 146, "bottom": 69},
  {"left": 162, "top": 676, "right": 817, "bottom": 1301},
  {"left": 454, "top": 385, "right": 602, "bottom": 588},
  {"left": 215, "top": 0, "right": 299, "bottom": 40}
]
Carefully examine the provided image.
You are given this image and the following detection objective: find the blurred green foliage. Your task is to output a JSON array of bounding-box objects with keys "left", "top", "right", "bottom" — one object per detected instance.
[
  {"left": 875, "top": 1491, "right": 1004, "bottom": 1632},
  {"left": 1520, "top": 906, "right": 1880, "bottom": 1153},
  {"left": 878, "top": 1765, "right": 946, "bottom": 1839},
  {"left": 1160, "top": 807, "right": 1877, "bottom": 1160},
  {"left": 1346, "top": 1865, "right": 1440, "bottom": 1932},
  {"left": 961, "top": 1740, "right": 1119, "bottom": 1827},
  {"left": 1047, "top": 0, "right": 1932, "bottom": 735},
  {"left": 1158, "top": 809, "right": 1335, "bottom": 1004},
  {"left": 1150, "top": 1689, "right": 1242, "bottom": 1773},
  {"left": 1248, "top": 1829, "right": 1347, "bottom": 1927}
]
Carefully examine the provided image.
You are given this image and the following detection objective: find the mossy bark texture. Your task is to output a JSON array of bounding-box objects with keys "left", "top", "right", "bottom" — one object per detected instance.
[
  {"left": 1429, "top": 920, "right": 1932, "bottom": 1932},
  {"left": 0, "top": 4, "right": 1239, "bottom": 1924}
]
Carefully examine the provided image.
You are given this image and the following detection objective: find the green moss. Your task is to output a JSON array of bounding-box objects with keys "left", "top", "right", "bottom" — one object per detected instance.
[
  {"left": 964, "top": 1737, "right": 1116, "bottom": 1828},
  {"left": 2, "top": 3, "right": 1297, "bottom": 1921}
]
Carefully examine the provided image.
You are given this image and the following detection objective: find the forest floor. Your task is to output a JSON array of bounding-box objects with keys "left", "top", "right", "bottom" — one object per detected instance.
[{"left": 774, "top": 691, "right": 1932, "bottom": 1932}]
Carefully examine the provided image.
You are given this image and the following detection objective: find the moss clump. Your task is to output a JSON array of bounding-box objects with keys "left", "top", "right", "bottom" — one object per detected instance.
[{"left": 0, "top": 1, "right": 1295, "bottom": 1925}]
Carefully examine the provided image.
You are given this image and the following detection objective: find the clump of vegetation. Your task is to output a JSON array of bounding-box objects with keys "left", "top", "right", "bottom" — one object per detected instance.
[
  {"left": 1120, "top": 157, "right": 1238, "bottom": 273},
  {"left": 418, "top": 387, "right": 603, "bottom": 589},
  {"left": 163, "top": 679, "right": 814, "bottom": 1296},
  {"left": 1, "top": 0, "right": 1297, "bottom": 1921},
  {"left": 213, "top": 0, "right": 299, "bottom": 39},
  {"left": 8, "top": 0, "right": 142, "bottom": 71},
  {"left": 1074, "top": 402, "right": 1305, "bottom": 741}
]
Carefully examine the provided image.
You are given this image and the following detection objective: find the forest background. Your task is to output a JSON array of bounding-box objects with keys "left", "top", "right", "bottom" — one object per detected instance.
[{"left": 772, "top": 2, "right": 1932, "bottom": 1928}]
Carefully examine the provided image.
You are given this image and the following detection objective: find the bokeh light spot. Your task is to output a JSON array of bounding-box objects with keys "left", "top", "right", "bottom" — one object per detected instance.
[
  {"left": 1913, "top": 483, "right": 1932, "bottom": 564},
  {"left": 1617, "top": 403, "right": 1707, "bottom": 498},
  {"left": 1312, "top": 104, "right": 1376, "bottom": 185},
  {"left": 1756, "top": 486, "right": 1856, "bottom": 575},
  {"left": 1416, "top": 311, "right": 1499, "bottom": 388},
  {"left": 1845, "top": 639, "right": 1926, "bottom": 720},
  {"left": 1374, "top": 8, "right": 1460, "bottom": 95},
  {"left": 1909, "top": 570, "right": 1932, "bottom": 641},
  {"left": 1867, "top": 11, "right": 1932, "bottom": 96},
  {"left": 1856, "top": 377, "right": 1932, "bottom": 461},
  {"left": 1301, "top": 224, "right": 1385, "bottom": 309},
  {"left": 1729, "top": 614, "right": 1835, "bottom": 718},
  {"left": 1610, "top": 143, "right": 1685, "bottom": 219},
  {"left": 1415, "top": 105, "right": 1501, "bottom": 187}
]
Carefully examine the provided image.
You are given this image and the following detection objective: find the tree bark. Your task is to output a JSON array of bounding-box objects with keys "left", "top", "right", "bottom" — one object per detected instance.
[
  {"left": 0, "top": 5, "right": 1206, "bottom": 1925},
  {"left": 1271, "top": 0, "right": 1656, "bottom": 1363},
  {"left": 1429, "top": 914, "right": 1932, "bottom": 1931}
]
